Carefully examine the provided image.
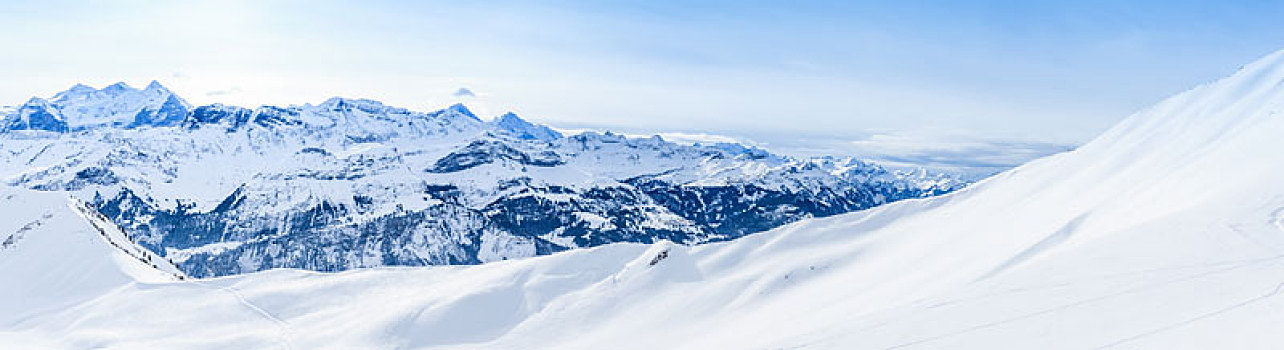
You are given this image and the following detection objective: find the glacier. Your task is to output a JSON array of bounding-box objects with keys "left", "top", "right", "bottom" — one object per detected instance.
[{"left": 3, "top": 48, "right": 1284, "bottom": 349}]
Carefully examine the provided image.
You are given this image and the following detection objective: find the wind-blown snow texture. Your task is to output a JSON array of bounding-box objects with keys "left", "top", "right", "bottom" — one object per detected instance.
[
  {"left": 5, "top": 49, "right": 1284, "bottom": 349},
  {"left": 0, "top": 85, "right": 960, "bottom": 277}
]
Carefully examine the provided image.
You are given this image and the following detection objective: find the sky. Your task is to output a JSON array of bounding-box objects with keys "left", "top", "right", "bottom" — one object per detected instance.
[{"left": 1, "top": 0, "right": 1283, "bottom": 170}]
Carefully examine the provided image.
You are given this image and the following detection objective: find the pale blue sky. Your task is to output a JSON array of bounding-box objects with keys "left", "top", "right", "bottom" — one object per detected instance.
[{"left": 2, "top": 0, "right": 1282, "bottom": 167}]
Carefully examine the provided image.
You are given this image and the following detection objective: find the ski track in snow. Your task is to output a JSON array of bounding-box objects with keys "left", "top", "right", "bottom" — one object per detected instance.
[
  {"left": 192, "top": 281, "right": 295, "bottom": 350},
  {"left": 1273, "top": 207, "right": 1284, "bottom": 232},
  {"left": 885, "top": 256, "right": 1284, "bottom": 349},
  {"left": 1093, "top": 281, "right": 1284, "bottom": 349},
  {"left": 925, "top": 254, "right": 1284, "bottom": 311}
]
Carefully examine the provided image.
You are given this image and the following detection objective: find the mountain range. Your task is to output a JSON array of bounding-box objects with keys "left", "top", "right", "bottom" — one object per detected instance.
[
  {"left": 3, "top": 49, "right": 1284, "bottom": 349},
  {"left": 0, "top": 82, "right": 961, "bottom": 277}
]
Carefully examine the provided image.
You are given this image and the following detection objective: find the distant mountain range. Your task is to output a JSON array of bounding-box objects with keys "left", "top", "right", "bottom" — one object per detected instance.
[{"left": 0, "top": 82, "right": 962, "bottom": 277}]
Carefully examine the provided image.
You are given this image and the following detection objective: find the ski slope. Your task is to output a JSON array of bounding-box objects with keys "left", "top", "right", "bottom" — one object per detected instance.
[{"left": 5, "top": 49, "right": 1284, "bottom": 349}]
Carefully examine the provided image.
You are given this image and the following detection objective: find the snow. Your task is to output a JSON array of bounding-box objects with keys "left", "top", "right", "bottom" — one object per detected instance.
[
  {"left": 491, "top": 112, "right": 562, "bottom": 141},
  {"left": 1, "top": 88, "right": 955, "bottom": 276},
  {"left": 0, "top": 94, "right": 942, "bottom": 213},
  {"left": 0, "top": 187, "right": 182, "bottom": 327},
  {"left": 9, "top": 81, "right": 192, "bottom": 129},
  {"left": 476, "top": 228, "right": 537, "bottom": 263},
  {"left": 164, "top": 241, "right": 247, "bottom": 264},
  {"left": 6, "top": 50, "right": 1284, "bottom": 349}
]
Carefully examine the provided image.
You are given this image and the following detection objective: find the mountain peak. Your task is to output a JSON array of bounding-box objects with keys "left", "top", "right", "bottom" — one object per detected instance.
[
  {"left": 144, "top": 80, "right": 171, "bottom": 93},
  {"left": 318, "top": 97, "right": 397, "bottom": 116},
  {"left": 492, "top": 111, "right": 562, "bottom": 141},
  {"left": 52, "top": 84, "right": 98, "bottom": 101},
  {"left": 3, "top": 97, "right": 67, "bottom": 132},
  {"left": 67, "top": 83, "right": 95, "bottom": 93},
  {"left": 103, "top": 82, "right": 133, "bottom": 93},
  {"left": 320, "top": 97, "right": 352, "bottom": 108},
  {"left": 447, "top": 103, "right": 478, "bottom": 120},
  {"left": 496, "top": 111, "right": 522, "bottom": 122},
  {"left": 24, "top": 96, "right": 51, "bottom": 106}
]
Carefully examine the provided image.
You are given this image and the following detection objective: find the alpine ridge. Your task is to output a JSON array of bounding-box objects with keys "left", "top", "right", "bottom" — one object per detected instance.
[
  {"left": 3, "top": 81, "right": 191, "bottom": 131},
  {"left": 0, "top": 82, "right": 961, "bottom": 277}
]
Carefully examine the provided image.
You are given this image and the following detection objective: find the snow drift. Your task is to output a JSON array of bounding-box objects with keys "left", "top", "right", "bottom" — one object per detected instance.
[{"left": 5, "top": 49, "right": 1284, "bottom": 349}]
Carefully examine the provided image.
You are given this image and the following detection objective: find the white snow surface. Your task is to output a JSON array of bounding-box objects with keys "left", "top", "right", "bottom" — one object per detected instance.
[
  {"left": 6, "top": 50, "right": 1284, "bottom": 349},
  {"left": 0, "top": 187, "right": 182, "bottom": 328}
]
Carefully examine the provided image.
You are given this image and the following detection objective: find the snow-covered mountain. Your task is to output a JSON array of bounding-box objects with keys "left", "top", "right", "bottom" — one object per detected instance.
[
  {"left": 0, "top": 85, "right": 960, "bottom": 277},
  {"left": 4, "top": 49, "right": 1282, "bottom": 349},
  {"left": 2, "top": 81, "right": 190, "bottom": 131},
  {"left": 491, "top": 112, "right": 562, "bottom": 141}
]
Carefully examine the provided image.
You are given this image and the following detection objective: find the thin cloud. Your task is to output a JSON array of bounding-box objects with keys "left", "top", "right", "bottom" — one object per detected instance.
[
  {"left": 654, "top": 132, "right": 744, "bottom": 145},
  {"left": 845, "top": 133, "right": 1074, "bottom": 168},
  {"left": 452, "top": 88, "right": 476, "bottom": 98},
  {"left": 206, "top": 87, "right": 243, "bottom": 96},
  {"left": 549, "top": 127, "right": 749, "bottom": 146}
]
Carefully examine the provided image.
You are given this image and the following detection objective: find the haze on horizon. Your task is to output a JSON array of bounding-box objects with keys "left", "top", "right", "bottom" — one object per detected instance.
[{"left": 2, "top": 0, "right": 1282, "bottom": 169}]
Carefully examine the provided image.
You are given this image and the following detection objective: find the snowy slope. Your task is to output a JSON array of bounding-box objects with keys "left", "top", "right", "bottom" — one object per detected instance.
[
  {"left": 0, "top": 186, "right": 182, "bottom": 327},
  {"left": 8, "top": 49, "right": 1284, "bottom": 349}
]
